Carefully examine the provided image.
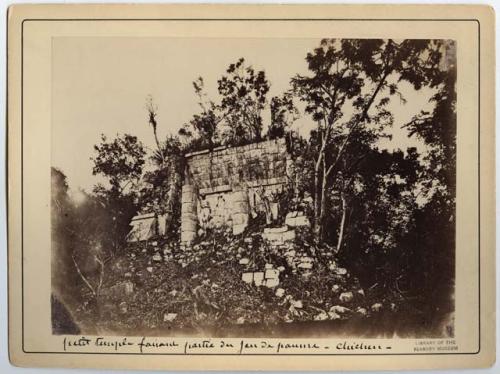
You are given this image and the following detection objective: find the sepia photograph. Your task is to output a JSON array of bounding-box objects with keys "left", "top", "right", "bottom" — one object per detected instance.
[
  {"left": 8, "top": 3, "right": 497, "bottom": 370},
  {"left": 50, "top": 37, "right": 457, "bottom": 339}
]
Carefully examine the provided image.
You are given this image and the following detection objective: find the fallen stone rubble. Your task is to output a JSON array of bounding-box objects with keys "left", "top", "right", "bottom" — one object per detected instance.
[{"left": 75, "top": 224, "right": 394, "bottom": 333}]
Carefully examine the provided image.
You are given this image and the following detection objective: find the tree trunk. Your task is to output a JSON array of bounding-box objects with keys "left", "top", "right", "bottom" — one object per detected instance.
[
  {"left": 336, "top": 193, "right": 347, "bottom": 253},
  {"left": 318, "top": 161, "right": 328, "bottom": 241},
  {"left": 313, "top": 153, "right": 323, "bottom": 241}
]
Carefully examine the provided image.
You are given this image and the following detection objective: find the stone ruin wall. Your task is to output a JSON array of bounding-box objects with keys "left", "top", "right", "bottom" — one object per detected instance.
[{"left": 181, "top": 138, "right": 290, "bottom": 245}]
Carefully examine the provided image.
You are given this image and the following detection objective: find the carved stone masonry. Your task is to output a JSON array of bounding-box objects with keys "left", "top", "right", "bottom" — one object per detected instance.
[{"left": 180, "top": 138, "right": 291, "bottom": 246}]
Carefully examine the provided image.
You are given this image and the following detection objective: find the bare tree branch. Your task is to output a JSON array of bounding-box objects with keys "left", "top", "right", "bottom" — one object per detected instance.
[{"left": 71, "top": 253, "right": 97, "bottom": 297}]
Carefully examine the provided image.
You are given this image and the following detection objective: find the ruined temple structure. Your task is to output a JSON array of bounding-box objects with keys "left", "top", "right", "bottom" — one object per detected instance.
[
  {"left": 181, "top": 138, "right": 291, "bottom": 246},
  {"left": 127, "top": 212, "right": 167, "bottom": 242}
]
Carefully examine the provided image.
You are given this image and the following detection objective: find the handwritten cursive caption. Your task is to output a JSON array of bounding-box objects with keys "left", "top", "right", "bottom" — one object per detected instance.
[{"left": 62, "top": 336, "right": 393, "bottom": 354}]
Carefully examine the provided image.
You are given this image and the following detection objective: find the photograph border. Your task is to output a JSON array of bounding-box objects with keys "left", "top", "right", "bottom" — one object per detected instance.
[{"left": 18, "top": 17, "right": 480, "bottom": 356}]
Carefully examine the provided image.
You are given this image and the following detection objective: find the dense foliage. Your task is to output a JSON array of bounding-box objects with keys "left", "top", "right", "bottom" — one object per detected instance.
[{"left": 52, "top": 39, "right": 456, "bottom": 336}]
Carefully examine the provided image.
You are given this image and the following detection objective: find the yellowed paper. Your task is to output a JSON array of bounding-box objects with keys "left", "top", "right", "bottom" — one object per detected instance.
[{"left": 7, "top": 4, "right": 495, "bottom": 370}]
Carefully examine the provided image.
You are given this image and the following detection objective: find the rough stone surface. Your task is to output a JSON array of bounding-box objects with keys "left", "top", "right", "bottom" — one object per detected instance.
[
  {"left": 265, "top": 269, "right": 280, "bottom": 280},
  {"left": 314, "top": 312, "right": 329, "bottom": 321},
  {"left": 330, "top": 305, "right": 351, "bottom": 314},
  {"left": 298, "top": 262, "right": 313, "bottom": 270},
  {"left": 371, "top": 303, "right": 383, "bottom": 312},
  {"left": 356, "top": 307, "right": 368, "bottom": 316},
  {"left": 181, "top": 139, "right": 290, "bottom": 245},
  {"left": 339, "top": 291, "right": 354, "bottom": 303},
  {"left": 242, "top": 272, "right": 253, "bottom": 284},
  {"left": 275, "top": 288, "right": 285, "bottom": 297},
  {"left": 335, "top": 267, "right": 348, "bottom": 275},
  {"left": 262, "top": 226, "right": 296, "bottom": 245},
  {"left": 264, "top": 278, "right": 279, "bottom": 288},
  {"left": 253, "top": 272, "right": 265, "bottom": 286},
  {"left": 163, "top": 313, "right": 178, "bottom": 322},
  {"left": 285, "top": 211, "right": 311, "bottom": 228},
  {"left": 264, "top": 226, "right": 289, "bottom": 234}
]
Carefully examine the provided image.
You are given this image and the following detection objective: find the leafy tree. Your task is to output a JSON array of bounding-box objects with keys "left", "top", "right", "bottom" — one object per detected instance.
[
  {"left": 404, "top": 40, "right": 456, "bottom": 202},
  {"left": 292, "top": 39, "right": 445, "bottom": 241},
  {"left": 268, "top": 92, "right": 298, "bottom": 140},
  {"left": 91, "top": 133, "right": 145, "bottom": 251},
  {"left": 218, "top": 58, "right": 270, "bottom": 145},
  {"left": 179, "top": 77, "right": 225, "bottom": 151},
  {"left": 399, "top": 40, "right": 456, "bottom": 323},
  {"left": 91, "top": 133, "right": 146, "bottom": 193},
  {"left": 338, "top": 148, "right": 422, "bottom": 274},
  {"left": 327, "top": 41, "right": 456, "bottom": 328},
  {"left": 180, "top": 58, "right": 284, "bottom": 150}
]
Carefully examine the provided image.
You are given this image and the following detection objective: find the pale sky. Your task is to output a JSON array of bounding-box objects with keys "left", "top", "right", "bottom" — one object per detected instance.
[{"left": 52, "top": 37, "right": 436, "bottom": 192}]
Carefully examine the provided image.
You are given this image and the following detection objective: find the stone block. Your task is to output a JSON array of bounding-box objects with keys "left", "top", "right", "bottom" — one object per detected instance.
[
  {"left": 163, "top": 313, "right": 178, "bottom": 322},
  {"left": 181, "top": 195, "right": 196, "bottom": 205},
  {"left": 181, "top": 203, "right": 196, "bottom": 214},
  {"left": 275, "top": 288, "right": 285, "bottom": 297},
  {"left": 328, "top": 311, "right": 341, "bottom": 320},
  {"left": 232, "top": 201, "right": 248, "bottom": 214},
  {"left": 239, "top": 258, "right": 250, "bottom": 265},
  {"left": 339, "top": 292, "right": 354, "bottom": 303},
  {"left": 282, "top": 230, "right": 296, "bottom": 242},
  {"left": 264, "top": 278, "right": 279, "bottom": 288},
  {"left": 232, "top": 213, "right": 247, "bottom": 226},
  {"left": 285, "top": 212, "right": 311, "bottom": 228},
  {"left": 233, "top": 223, "right": 247, "bottom": 235},
  {"left": 264, "top": 226, "right": 288, "bottom": 234},
  {"left": 181, "top": 230, "right": 196, "bottom": 244},
  {"left": 265, "top": 269, "right": 279, "bottom": 280},
  {"left": 329, "top": 305, "right": 351, "bottom": 314},
  {"left": 356, "top": 307, "right": 368, "bottom": 316},
  {"left": 182, "top": 184, "right": 197, "bottom": 194},
  {"left": 253, "top": 272, "right": 264, "bottom": 286},
  {"left": 371, "top": 303, "right": 383, "bottom": 312},
  {"left": 314, "top": 312, "right": 329, "bottom": 321},
  {"left": 181, "top": 212, "right": 197, "bottom": 224},
  {"left": 298, "top": 262, "right": 313, "bottom": 270},
  {"left": 261, "top": 229, "right": 295, "bottom": 246},
  {"left": 335, "top": 267, "right": 348, "bottom": 275},
  {"left": 242, "top": 272, "right": 253, "bottom": 284}
]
